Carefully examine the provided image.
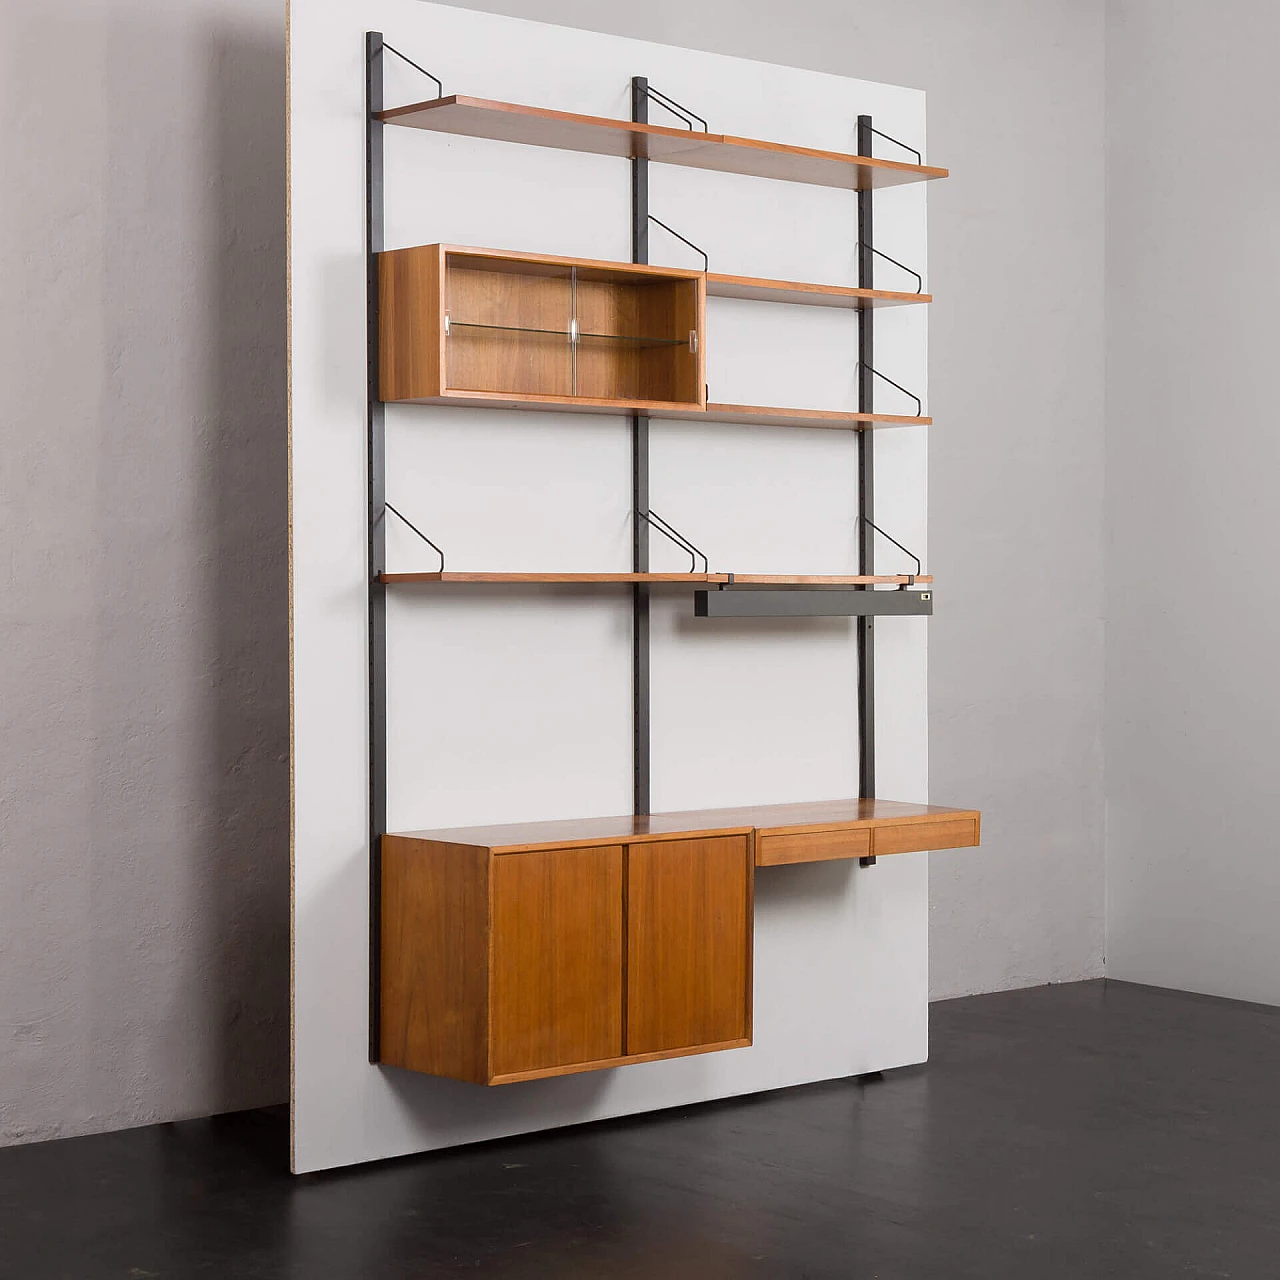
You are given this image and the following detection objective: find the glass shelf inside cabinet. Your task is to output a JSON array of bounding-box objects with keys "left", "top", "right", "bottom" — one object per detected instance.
[
  {"left": 447, "top": 319, "right": 566, "bottom": 339},
  {"left": 579, "top": 330, "right": 686, "bottom": 348},
  {"left": 446, "top": 317, "right": 687, "bottom": 348}
]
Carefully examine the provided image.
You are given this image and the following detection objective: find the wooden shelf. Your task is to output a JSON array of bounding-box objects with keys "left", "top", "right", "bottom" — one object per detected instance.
[
  {"left": 707, "top": 272, "right": 930, "bottom": 309},
  {"left": 390, "top": 797, "right": 978, "bottom": 856},
  {"left": 677, "top": 402, "right": 929, "bottom": 429},
  {"left": 390, "top": 390, "right": 928, "bottom": 429},
  {"left": 378, "top": 572, "right": 933, "bottom": 586},
  {"left": 379, "top": 96, "right": 947, "bottom": 191}
]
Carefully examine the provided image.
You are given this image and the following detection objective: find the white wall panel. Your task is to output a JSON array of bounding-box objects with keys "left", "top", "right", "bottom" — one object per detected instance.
[{"left": 290, "top": 0, "right": 930, "bottom": 1173}]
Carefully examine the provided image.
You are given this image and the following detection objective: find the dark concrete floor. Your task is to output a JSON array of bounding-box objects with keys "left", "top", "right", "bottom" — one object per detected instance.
[{"left": 3, "top": 979, "right": 1279, "bottom": 1279}]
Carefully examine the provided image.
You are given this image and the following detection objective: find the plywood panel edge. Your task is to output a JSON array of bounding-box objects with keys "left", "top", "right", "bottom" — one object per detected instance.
[{"left": 284, "top": 0, "right": 296, "bottom": 1177}]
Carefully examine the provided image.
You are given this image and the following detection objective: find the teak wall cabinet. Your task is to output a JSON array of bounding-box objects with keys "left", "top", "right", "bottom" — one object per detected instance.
[
  {"left": 380, "top": 833, "right": 753, "bottom": 1085},
  {"left": 379, "top": 245, "right": 706, "bottom": 411}
]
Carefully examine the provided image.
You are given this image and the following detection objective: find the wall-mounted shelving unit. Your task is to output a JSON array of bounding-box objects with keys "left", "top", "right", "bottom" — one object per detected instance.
[
  {"left": 365, "top": 33, "right": 978, "bottom": 1086},
  {"left": 384, "top": 388, "right": 928, "bottom": 427},
  {"left": 705, "top": 272, "right": 931, "bottom": 308}
]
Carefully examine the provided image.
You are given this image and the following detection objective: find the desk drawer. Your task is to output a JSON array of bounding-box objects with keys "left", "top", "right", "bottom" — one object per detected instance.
[
  {"left": 755, "top": 826, "right": 871, "bottom": 867},
  {"left": 874, "top": 817, "right": 979, "bottom": 857}
]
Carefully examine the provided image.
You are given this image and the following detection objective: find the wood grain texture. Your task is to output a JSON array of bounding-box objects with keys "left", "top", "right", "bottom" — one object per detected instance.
[
  {"left": 489, "top": 846, "right": 624, "bottom": 1077},
  {"left": 379, "top": 837, "right": 489, "bottom": 1082},
  {"left": 574, "top": 275, "right": 702, "bottom": 405},
  {"left": 756, "top": 826, "right": 872, "bottom": 867},
  {"left": 379, "top": 97, "right": 948, "bottom": 191},
  {"left": 393, "top": 798, "right": 979, "bottom": 855},
  {"left": 445, "top": 262, "right": 573, "bottom": 397},
  {"left": 443, "top": 244, "right": 703, "bottom": 280},
  {"left": 379, "top": 244, "right": 445, "bottom": 401},
  {"left": 743, "top": 833, "right": 755, "bottom": 1041},
  {"left": 386, "top": 390, "right": 929, "bottom": 428},
  {"left": 575, "top": 275, "right": 640, "bottom": 402},
  {"left": 707, "top": 272, "right": 931, "bottom": 308},
  {"left": 397, "top": 389, "right": 712, "bottom": 414},
  {"left": 379, "top": 246, "right": 707, "bottom": 407},
  {"left": 626, "top": 836, "right": 752, "bottom": 1056},
  {"left": 683, "top": 403, "right": 930, "bottom": 429},
  {"left": 873, "top": 816, "right": 980, "bottom": 857},
  {"left": 377, "top": 804, "right": 979, "bottom": 1084},
  {"left": 443, "top": 248, "right": 703, "bottom": 405}
]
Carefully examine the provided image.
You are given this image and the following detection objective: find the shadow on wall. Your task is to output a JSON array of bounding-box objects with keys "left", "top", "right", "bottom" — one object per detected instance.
[
  {"left": 1, "top": 2, "right": 290, "bottom": 1144},
  {"left": 201, "top": 21, "right": 290, "bottom": 1118},
  {"left": 65, "top": 7, "right": 287, "bottom": 1136}
]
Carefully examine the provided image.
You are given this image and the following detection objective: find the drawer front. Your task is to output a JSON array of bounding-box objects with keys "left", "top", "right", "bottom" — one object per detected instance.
[
  {"left": 874, "top": 817, "right": 979, "bottom": 857},
  {"left": 755, "top": 826, "right": 871, "bottom": 866}
]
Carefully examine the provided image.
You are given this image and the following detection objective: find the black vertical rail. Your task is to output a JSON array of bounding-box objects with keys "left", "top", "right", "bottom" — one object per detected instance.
[
  {"left": 631, "top": 76, "right": 651, "bottom": 817},
  {"left": 366, "top": 31, "right": 387, "bottom": 1061},
  {"left": 856, "top": 115, "right": 876, "bottom": 824}
]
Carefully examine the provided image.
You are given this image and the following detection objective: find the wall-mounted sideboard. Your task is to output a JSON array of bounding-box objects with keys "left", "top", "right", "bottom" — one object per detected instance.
[{"left": 381, "top": 800, "right": 979, "bottom": 1084}]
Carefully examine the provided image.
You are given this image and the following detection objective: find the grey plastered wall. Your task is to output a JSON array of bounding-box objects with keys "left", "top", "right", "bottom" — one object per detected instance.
[
  {"left": 0, "top": 0, "right": 289, "bottom": 1143},
  {"left": 1104, "top": 1, "right": 1280, "bottom": 1004},
  {"left": 1, "top": 0, "right": 1105, "bottom": 1146}
]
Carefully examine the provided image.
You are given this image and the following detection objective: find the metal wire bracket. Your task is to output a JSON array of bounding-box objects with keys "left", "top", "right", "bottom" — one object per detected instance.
[
  {"left": 857, "top": 362, "right": 923, "bottom": 417},
  {"left": 643, "top": 85, "right": 708, "bottom": 131},
  {"left": 381, "top": 41, "right": 443, "bottom": 100},
  {"left": 636, "top": 510, "right": 710, "bottom": 574},
  {"left": 648, "top": 216, "right": 709, "bottom": 271},
  {"left": 859, "top": 516, "right": 923, "bottom": 585},
  {"left": 866, "top": 124, "right": 922, "bottom": 165},
  {"left": 856, "top": 240, "right": 924, "bottom": 294},
  {"left": 384, "top": 502, "right": 446, "bottom": 573}
]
